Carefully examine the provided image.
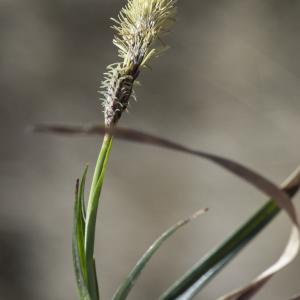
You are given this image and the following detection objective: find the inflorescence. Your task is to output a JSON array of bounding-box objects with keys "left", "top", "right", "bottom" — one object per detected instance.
[{"left": 100, "top": 0, "right": 177, "bottom": 127}]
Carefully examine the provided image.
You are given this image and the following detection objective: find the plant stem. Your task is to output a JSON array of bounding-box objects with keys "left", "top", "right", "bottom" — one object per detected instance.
[
  {"left": 84, "top": 133, "right": 113, "bottom": 300},
  {"left": 159, "top": 171, "right": 300, "bottom": 300}
]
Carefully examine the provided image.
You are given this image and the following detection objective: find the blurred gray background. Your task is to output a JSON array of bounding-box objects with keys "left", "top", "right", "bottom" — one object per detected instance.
[{"left": 1, "top": 0, "right": 300, "bottom": 299}]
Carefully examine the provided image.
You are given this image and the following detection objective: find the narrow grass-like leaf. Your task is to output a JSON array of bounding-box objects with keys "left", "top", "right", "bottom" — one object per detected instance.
[
  {"left": 219, "top": 225, "right": 299, "bottom": 300},
  {"left": 215, "top": 168, "right": 300, "bottom": 300},
  {"left": 160, "top": 167, "right": 300, "bottom": 300},
  {"left": 73, "top": 179, "right": 91, "bottom": 300},
  {"left": 33, "top": 124, "right": 297, "bottom": 225},
  {"left": 84, "top": 135, "right": 113, "bottom": 300},
  {"left": 78, "top": 167, "right": 88, "bottom": 280},
  {"left": 112, "top": 208, "right": 208, "bottom": 300},
  {"left": 92, "top": 259, "right": 100, "bottom": 300},
  {"left": 80, "top": 166, "right": 88, "bottom": 223}
]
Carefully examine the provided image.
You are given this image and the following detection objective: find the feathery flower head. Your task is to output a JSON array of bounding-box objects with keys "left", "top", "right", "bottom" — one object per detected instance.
[{"left": 100, "top": 0, "right": 177, "bottom": 127}]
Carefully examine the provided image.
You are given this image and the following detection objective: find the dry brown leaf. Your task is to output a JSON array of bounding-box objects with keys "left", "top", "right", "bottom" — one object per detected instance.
[
  {"left": 217, "top": 226, "right": 299, "bottom": 300},
  {"left": 32, "top": 124, "right": 298, "bottom": 225}
]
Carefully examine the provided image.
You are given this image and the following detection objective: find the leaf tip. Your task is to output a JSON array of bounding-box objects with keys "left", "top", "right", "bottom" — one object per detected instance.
[{"left": 190, "top": 208, "right": 209, "bottom": 221}]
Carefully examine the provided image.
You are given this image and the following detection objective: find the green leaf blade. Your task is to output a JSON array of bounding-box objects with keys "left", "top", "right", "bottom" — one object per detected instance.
[
  {"left": 84, "top": 134, "right": 113, "bottom": 300},
  {"left": 112, "top": 209, "right": 208, "bottom": 300},
  {"left": 73, "top": 179, "right": 91, "bottom": 300},
  {"left": 159, "top": 167, "right": 300, "bottom": 300}
]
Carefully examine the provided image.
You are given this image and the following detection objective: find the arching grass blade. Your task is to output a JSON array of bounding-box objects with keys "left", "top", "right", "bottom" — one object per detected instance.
[
  {"left": 112, "top": 209, "right": 208, "bottom": 300},
  {"left": 32, "top": 124, "right": 296, "bottom": 225},
  {"left": 159, "top": 166, "right": 300, "bottom": 300}
]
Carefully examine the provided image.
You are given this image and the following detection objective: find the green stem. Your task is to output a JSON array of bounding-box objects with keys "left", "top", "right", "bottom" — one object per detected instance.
[
  {"left": 159, "top": 179, "right": 299, "bottom": 300},
  {"left": 84, "top": 133, "right": 113, "bottom": 300}
]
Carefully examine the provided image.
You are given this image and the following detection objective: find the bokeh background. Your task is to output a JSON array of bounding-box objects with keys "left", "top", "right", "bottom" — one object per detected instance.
[{"left": 1, "top": 0, "right": 300, "bottom": 299}]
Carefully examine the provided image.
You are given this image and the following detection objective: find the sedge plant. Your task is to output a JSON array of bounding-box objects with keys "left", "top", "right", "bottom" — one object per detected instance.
[
  {"left": 74, "top": 1, "right": 178, "bottom": 299},
  {"left": 70, "top": 1, "right": 300, "bottom": 300}
]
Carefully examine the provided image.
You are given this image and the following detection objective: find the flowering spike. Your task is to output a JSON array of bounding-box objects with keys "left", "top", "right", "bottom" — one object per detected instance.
[{"left": 100, "top": 0, "right": 177, "bottom": 127}]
